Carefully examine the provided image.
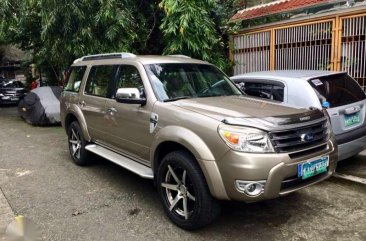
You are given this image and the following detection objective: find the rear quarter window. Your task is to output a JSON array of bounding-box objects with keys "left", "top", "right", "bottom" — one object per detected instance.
[
  {"left": 308, "top": 74, "right": 366, "bottom": 108},
  {"left": 64, "top": 66, "right": 87, "bottom": 92}
]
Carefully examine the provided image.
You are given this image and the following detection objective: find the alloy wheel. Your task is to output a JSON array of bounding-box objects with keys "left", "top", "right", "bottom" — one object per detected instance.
[
  {"left": 161, "top": 164, "right": 196, "bottom": 220},
  {"left": 69, "top": 127, "right": 81, "bottom": 160}
]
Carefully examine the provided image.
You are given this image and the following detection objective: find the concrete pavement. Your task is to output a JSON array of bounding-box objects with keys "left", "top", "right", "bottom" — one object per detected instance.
[
  {"left": 0, "top": 105, "right": 366, "bottom": 241},
  {"left": 0, "top": 187, "right": 14, "bottom": 240}
]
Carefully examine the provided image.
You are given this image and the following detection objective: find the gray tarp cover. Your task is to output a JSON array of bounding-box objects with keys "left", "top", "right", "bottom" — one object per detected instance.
[{"left": 18, "top": 86, "right": 62, "bottom": 125}]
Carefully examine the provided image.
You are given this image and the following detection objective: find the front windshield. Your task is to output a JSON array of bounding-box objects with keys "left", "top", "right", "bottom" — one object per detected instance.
[{"left": 144, "top": 63, "right": 242, "bottom": 101}]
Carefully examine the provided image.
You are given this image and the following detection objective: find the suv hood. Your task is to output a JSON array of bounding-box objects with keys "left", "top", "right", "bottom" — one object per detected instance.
[
  {"left": 172, "top": 96, "right": 325, "bottom": 129},
  {"left": 172, "top": 96, "right": 305, "bottom": 119}
]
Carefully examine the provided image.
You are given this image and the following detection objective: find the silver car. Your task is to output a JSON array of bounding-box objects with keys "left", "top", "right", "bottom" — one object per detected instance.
[{"left": 231, "top": 70, "right": 366, "bottom": 161}]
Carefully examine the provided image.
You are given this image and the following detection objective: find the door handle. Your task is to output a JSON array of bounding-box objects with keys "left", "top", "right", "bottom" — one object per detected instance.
[{"left": 79, "top": 101, "right": 86, "bottom": 107}]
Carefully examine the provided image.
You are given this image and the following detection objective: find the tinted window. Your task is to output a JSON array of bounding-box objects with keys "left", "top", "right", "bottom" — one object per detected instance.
[
  {"left": 145, "top": 64, "right": 241, "bottom": 101},
  {"left": 116, "top": 66, "right": 143, "bottom": 88},
  {"left": 85, "top": 65, "right": 114, "bottom": 97},
  {"left": 65, "top": 66, "right": 86, "bottom": 92},
  {"left": 114, "top": 65, "right": 144, "bottom": 98},
  {"left": 308, "top": 73, "right": 366, "bottom": 108},
  {"left": 239, "top": 81, "right": 284, "bottom": 102},
  {"left": 16, "top": 81, "right": 24, "bottom": 88}
]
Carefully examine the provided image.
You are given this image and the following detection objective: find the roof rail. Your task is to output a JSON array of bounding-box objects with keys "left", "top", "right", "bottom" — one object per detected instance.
[
  {"left": 167, "top": 54, "right": 191, "bottom": 59},
  {"left": 74, "top": 52, "right": 136, "bottom": 63}
]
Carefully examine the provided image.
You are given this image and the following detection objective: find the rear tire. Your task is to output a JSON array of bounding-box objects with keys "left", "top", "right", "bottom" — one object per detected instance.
[
  {"left": 67, "top": 121, "right": 90, "bottom": 166},
  {"left": 157, "top": 150, "right": 221, "bottom": 230}
]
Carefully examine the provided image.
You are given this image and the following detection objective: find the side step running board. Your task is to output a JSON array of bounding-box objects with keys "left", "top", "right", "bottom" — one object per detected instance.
[{"left": 85, "top": 144, "right": 154, "bottom": 179}]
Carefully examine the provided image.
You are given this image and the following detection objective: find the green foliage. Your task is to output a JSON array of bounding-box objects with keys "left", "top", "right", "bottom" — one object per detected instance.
[
  {"left": 37, "top": 0, "right": 147, "bottom": 81},
  {"left": 0, "top": 0, "right": 245, "bottom": 80},
  {"left": 1, "top": 0, "right": 150, "bottom": 82},
  {"left": 159, "top": 0, "right": 227, "bottom": 69}
]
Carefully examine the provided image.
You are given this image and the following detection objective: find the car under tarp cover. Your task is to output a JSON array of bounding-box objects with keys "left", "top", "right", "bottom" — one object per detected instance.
[{"left": 18, "top": 86, "right": 62, "bottom": 125}]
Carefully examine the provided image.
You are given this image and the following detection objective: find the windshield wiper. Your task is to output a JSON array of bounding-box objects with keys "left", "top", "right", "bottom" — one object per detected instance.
[{"left": 163, "top": 96, "right": 192, "bottom": 102}]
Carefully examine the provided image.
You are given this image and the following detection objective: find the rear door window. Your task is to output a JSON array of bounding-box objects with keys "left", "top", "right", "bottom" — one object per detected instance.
[
  {"left": 308, "top": 73, "right": 366, "bottom": 108},
  {"left": 84, "top": 65, "right": 115, "bottom": 98},
  {"left": 239, "top": 81, "right": 284, "bottom": 102}
]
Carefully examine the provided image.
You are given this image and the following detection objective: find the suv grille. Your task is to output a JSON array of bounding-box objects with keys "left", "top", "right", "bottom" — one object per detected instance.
[{"left": 269, "top": 120, "right": 328, "bottom": 153}]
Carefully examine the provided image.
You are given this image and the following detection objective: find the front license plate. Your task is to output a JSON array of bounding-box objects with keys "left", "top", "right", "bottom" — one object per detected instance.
[
  {"left": 11, "top": 97, "right": 19, "bottom": 101},
  {"left": 298, "top": 156, "right": 329, "bottom": 180},
  {"left": 344, "top": 112, "right": 360, "bottom": 127}
]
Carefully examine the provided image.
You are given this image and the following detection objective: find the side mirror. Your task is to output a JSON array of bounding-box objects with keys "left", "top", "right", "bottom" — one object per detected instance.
[{"left": 115, "top": 88, "right": 146, "bottom": 105}]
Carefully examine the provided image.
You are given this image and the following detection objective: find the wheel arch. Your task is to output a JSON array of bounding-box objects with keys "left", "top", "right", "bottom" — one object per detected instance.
[
  {"left": 64, "top": 105, "right": 91, "bottom": 141},
  {"left": 151, "top": 126, "right": 229, "bottom": 200}
]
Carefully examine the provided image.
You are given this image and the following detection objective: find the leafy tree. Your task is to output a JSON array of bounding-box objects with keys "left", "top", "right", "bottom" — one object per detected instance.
[
  {"left": 37, "top": 0, "right": 148, "bottom": 81},
  {"left": 1, "top": 0, "right": 150, "bottom": 82},
  {"left": 159, "top": 1, "right": 221, "bottom": 62},
  {"left": 0, "top": 0, "right": 252, "bottom": 81},
  {"left": 159, "top": 0, "right": 252, "bottom": 72}
]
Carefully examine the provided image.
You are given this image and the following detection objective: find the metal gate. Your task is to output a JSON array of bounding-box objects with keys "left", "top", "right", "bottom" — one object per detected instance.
[
  {"left": 233, "top": 31, "right": 271, "bottom": 74},
  {"left": 275, "top": 20, "right": 333, "bottom": 71},
  {"left": 232, "top": 11, "right": 366, "bottom": 90},
  {"left": 339, "top": 14, "right": 366, "bottom": 89}
]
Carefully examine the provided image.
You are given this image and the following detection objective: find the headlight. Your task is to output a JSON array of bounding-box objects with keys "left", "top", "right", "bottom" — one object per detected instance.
[
  {"left": 218, "top": 125, "right": 274, "bottom": 153},
  {"left": 0, "top": 93, "right": 3, "bottom": 97}
]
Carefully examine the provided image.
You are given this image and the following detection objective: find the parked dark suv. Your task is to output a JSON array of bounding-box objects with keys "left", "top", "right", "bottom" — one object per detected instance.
[{"left": 0, "top": 80, "right": 28, "bottom": 104}]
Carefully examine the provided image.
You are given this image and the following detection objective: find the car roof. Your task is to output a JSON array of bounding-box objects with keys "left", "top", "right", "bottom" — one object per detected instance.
[
  {"left": 231, "top": 70, "right": 345, "bottom": 81},
  {"left": 72, "top": 54, "right": 209, "bottom": 66}
]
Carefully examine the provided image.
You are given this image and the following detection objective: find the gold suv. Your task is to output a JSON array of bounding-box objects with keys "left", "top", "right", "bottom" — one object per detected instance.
[{"left": 60, "top": 53, "right": 337, "bottom": 229}]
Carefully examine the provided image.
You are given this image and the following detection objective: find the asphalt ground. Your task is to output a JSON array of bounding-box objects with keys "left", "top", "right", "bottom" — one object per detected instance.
[{"left": 0, "top": 105, "right": 365, "bottom": 241}]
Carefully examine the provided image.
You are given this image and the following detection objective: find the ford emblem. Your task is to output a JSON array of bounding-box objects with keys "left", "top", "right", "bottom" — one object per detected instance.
[{"left": 301, "top": 133, "right": 314, "bottom": 142}]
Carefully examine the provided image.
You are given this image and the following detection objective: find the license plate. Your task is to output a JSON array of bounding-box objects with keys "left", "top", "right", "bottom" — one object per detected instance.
[
  {"left": 298, "top": 156, "right": 329, "bottom": 180},
  {"left": 344, "top": 112, "right": 360, "bottom": 127},
  {"left": 11, "top": 97, "right": 19, "bottom": 101}
]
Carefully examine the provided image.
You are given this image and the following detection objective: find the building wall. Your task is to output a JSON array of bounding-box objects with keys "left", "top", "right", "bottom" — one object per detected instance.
[{"left": 231, "top": 8, "right": 366, "bottom": 90}]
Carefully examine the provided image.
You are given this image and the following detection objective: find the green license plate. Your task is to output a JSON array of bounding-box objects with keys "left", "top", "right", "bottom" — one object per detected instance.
[
  {"left": 298, "top": 156, "right": 329, "bottom": 180},
  {"left": 344, "top": 112, "right": 360, "bottom": 127}
]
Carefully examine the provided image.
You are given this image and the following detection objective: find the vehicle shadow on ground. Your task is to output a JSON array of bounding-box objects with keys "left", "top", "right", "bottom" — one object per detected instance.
[
  {"left": 84, "top": 154, "right": 313, "bottom": 236},
  {"left": 0, "top": 103, "right": 18, "bottom": 111},
  {"left": 0, "top": 102, "right": 18, "bottom": 106},
  {"left": 335, "top": 152, "right": 366, "bottom": 178},
  {"left": 2, "top": 107, "right": 365, "bottom": 240}
]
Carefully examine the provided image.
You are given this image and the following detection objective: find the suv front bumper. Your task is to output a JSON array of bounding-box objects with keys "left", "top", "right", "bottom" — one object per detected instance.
[{"left": 212, "top": 139, "right": 337, "bottom": 202}]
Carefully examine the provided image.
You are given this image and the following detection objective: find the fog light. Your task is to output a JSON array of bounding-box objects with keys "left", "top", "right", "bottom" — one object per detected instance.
[{"left": 235, "top": 180, "right": 265, "bottom": 197}]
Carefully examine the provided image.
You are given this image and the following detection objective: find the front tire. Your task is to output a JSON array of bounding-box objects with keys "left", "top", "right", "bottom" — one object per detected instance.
[
  {"left": 67, "top": 121, "right": 90, "bottom": 166},
  {"left": 157, "top": 150, "right": 221, "bottom": 230}
]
